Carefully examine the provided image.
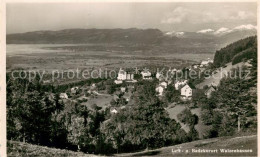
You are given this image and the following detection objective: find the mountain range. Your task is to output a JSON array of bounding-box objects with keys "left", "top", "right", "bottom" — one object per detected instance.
[
  {"left": 7, "top": 24, "right": 257, "bottom": 52},
  {"left": 164, "top": 24, "right": 256, "bottom": 46}
]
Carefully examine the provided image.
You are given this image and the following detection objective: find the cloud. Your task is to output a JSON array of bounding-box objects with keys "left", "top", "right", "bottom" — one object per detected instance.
[
  {"left": 234, "top": 24, "right": 257, "bottom": 30},
  {"left": 161, "top": 7, "right": 188, "bottom": 24},
  {"left": 237, "top": 11, "right": 255, "bottom": 20},
  {"left": 165, "top": 31, "right": 185, "bottom": 37},
  {"left": 229, "top": 11, "right": 256, "bottom": 20},
  {"left": 200, "top": 11, "right": 255, "bottom": 23},
  {"left": 161, "top": 7, "right": 256, "bottom": 26},
  {"left": 198, "top": 24, "right": 257, "bottom": 35},
  {"left": 200, "top": 12, "right": 220, "bottom": 23},
  {"left": 214, "top": 27, "right": 232, "bottom": 35},
  {"left": 197, "top": 29, "right": 214, "bottom": 33}
]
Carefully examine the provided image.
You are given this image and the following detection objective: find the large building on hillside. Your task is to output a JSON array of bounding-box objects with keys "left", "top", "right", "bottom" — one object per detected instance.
[
  {"left": 115, "top": 68, "right": 135, "bottom": 84},
  {"left": 156, "top": 86, "right": 165, "bottom": 96},
  {"left": 181, "top": 84, "right": 193, "bottom": 99},
  {"left": 117, "top": 68, "right": 127, "bottom": 80}
]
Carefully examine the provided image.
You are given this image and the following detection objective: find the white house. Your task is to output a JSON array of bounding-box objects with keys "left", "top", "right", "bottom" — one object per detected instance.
[
  {"left": 156, "top": 72, "right": 162, "bottom": 79},
  {"left": 200, "top": 58, "right": 213, "bottom": 67},
  {"left": 174, "top": 80, "right": 188, "bottom": 90},
  {"left": 156, "top": 86, "right": 164, "bottom": 96},
  {"left": 141, "top": 70, "right": 152, "bottom": 80},
  {"left": 71, "top": 87, "right": 79, "bottom": 94},
  {"left": 181, "top": 84, "right": 193, "bottom": 98},
  {"left": 111, "top": 109, "right": 118, "bottom": 114},
  {"left": 60, "top": 93, "right": 68, "bottom": 99},
  {"left": 160, "top": 81, "right": 168, "bottom": 88},
  {"left": 121, "top": 87, "right": 126, "bottom": 93},
  {"left": 193, "top": 64, "right": 199, "bottom": 69},
  {"left": 43, "top": 80, "right": 51, "bottom": 84},
  {"left": 114, "top": 80, "right": 123, "bottom": 84},
  {"left": 117, "top": 68, "right": 127, "bottom": 80}
]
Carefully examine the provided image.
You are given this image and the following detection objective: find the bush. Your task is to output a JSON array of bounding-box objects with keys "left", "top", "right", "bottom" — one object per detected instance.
[{"left": 201, "top": 109, "right": 214, "bottom": 125}]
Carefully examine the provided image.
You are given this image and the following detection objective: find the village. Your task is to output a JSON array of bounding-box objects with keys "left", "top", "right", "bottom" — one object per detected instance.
[{"left": 57, "top": 58, "right": 216, "bottom": 116}]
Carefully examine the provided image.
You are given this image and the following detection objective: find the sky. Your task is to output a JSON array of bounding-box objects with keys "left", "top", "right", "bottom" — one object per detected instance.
[{"left": 7, "top": 2, "right": 257, "bottom": 34}]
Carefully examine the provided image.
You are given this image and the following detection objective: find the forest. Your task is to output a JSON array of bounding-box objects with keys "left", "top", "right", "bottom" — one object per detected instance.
[{"left": 213, "top": 36, "right": 257, "bottom": 67}]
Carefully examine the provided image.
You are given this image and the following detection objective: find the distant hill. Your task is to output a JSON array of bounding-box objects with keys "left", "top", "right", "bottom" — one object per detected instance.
[
  {"left": 7, "top": 28, "right": 256, "bottom": 50},
  {"left": 7, "top": 28, "right": 163, "bottom": 44},
  {"left": 6, "top": 28, "right": 256, "bottom": 57},
  {"left": 213, "top": 36, "right": 257, "bottom": 67}
]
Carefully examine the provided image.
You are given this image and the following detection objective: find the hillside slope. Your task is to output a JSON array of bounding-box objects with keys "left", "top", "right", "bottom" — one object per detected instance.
[
  {"left": 8, "top": 141, "right": 99, "bottom": 157},
  {"left": 195, "top": 62, "right": 249, "bottom": 89},
  {"left": 8, "top": 135, "right": 256, "bottom": 157},
  {"left": 117, "top": 135, "right": 257, "bottom": 156}
]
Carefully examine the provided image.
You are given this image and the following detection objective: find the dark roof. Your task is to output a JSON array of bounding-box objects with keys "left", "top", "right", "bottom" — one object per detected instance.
[{"left": 205, "top": 86, "right": 216, "bottom": 93}]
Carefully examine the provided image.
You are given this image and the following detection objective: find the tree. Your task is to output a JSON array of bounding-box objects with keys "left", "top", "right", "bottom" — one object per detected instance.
[
  {"left": 164, "top": 85, "right": 180, "bottom": 103},
  {"left": 101, "top": 82, "right": 186, "bottom": 152},
  {"left": 192, "top": 89, "right": 207, "bottom": 105},
  {"left": 188, "top": 126, "right": 199, "bottom": 141},
  {"left": 106, "top": 85, "right": 116, "bottom": 94},
  {"left": 202, "top": 65, "right": 257, "bottom": 136},
  {"left": 177, "top": 108, "right": 198, "bottom": 127}
]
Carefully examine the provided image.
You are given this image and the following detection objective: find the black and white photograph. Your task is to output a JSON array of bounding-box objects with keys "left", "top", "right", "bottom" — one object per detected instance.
[{"left": 1, "top": 0, "right": 258, "bottom": 156}]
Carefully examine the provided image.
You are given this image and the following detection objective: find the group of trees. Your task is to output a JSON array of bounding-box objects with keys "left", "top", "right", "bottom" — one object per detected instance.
[
  {"left": 7, "top": 74, "right": 108, "bottom": 153},
  {"left": 213, "top": 36, "right": 257, "bottom": 68},
  {"left": 200, "top": 62, "right": 257, "bottom": 138},
  {"left": 6, "top": 74, "right": 192, "bottom": 154},
  {"left": 7, "top": 75, "right": 67, "bottom": 148},
  {"left": 101, "top": 80, "right": 189, "bottom": 153},
  {"left": 164, "top": 85, "right": 180, "bottom": 104}
]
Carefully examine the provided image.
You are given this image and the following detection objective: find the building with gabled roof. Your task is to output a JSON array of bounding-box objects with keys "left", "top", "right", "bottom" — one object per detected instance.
[
  {"left": 117, "top": 68, "right": 127, "bottom": 80},
  {"left": 205, "top": 86, "right": 216, "bottom": 98},
  {"left": 181, "top": 84, "right": 194, "bottom": 98},
  {"left": 60, "top": 93, "right": 68, "bottom": 99}
]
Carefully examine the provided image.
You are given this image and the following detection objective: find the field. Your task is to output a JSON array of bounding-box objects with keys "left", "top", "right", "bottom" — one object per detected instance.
[
  {"left": 82, "top": 94, "right": 113, "bottom": 109},
  {"left": 7, "top": 44, "right": 214, "bottom": 73},
  {"left": 195, "top": 62, "right": 249, "bottom": 89}
]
